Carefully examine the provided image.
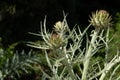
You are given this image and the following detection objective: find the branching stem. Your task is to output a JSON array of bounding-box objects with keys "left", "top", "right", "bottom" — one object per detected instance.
[{"left": 82, "top": 29, "right": 98, "bottom": 80}]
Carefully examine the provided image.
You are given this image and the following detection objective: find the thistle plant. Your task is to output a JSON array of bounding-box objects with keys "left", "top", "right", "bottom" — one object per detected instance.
[
  {"left": 89, "top": 10, "right": 112, "bottom": 29},
  {"left": 28, "top": 10, "right": 120, "bottom": 80}
]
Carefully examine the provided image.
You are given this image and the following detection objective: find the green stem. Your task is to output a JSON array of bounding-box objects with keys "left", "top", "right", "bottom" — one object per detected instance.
[
  {"left": 61, "top": 47, "right": 77, "bottom": 80},
  {"left": 82, "top": 30, "right": 98, "bottom": 80},
  {"left": 99, "top": 56, "right": 120, "bottom": 80}
]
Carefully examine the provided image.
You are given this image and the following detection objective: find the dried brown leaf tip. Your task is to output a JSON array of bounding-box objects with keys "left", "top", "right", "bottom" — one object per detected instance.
[{"left": 89, "top": 10, "right": 112, "bottom": 29}]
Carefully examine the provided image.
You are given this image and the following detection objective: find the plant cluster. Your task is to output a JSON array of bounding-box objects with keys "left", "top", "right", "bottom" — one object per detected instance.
[
  {"left": 0, "top": 41, "right": 41, "bottom": 80},
  {"left": 0, "top": 10, "right": 120, "bottom": 80},
  {"left": 28, "top": 10, "right": 120, "bottom": 80}
]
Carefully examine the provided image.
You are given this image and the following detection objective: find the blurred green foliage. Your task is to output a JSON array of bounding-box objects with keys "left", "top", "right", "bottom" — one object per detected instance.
[
  {"left": 109, "top": 12, "right": 120, "bottom": 56},
  {"left": 0, "top": 37, "right": 43, "bottom": 80}
]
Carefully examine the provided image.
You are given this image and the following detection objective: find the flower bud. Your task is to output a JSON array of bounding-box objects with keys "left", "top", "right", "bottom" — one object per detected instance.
[
  {"left": 49, "top": 34, "right": 64, "bottom": 49},
  {"left": 89, "top": 10, "right": 112, "bottom": 29},
  {"left": 54, "top": 21, "right": 63, "bottom": 32},
  {"left": 54, "top": 21, "right": 68, "bottom": 34}
]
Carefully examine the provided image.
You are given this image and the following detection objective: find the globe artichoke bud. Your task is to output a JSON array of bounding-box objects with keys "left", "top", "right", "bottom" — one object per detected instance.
[
  {"left": 49, "top": 34, "right": 64, "bottom": 49},
  {"left": 54, "top": 21, "right": 67, "bottom": 34},
  {"left": 89, "top": 10, "right": 112, "bottom": 29},
  {"left": 54, "top": 21, "right": 63, "bottom": 32}
]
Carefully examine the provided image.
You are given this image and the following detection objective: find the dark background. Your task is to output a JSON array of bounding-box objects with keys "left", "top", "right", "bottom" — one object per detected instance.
[{"left": 0, "top": 0, "right": 120, "bottom": 49}]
